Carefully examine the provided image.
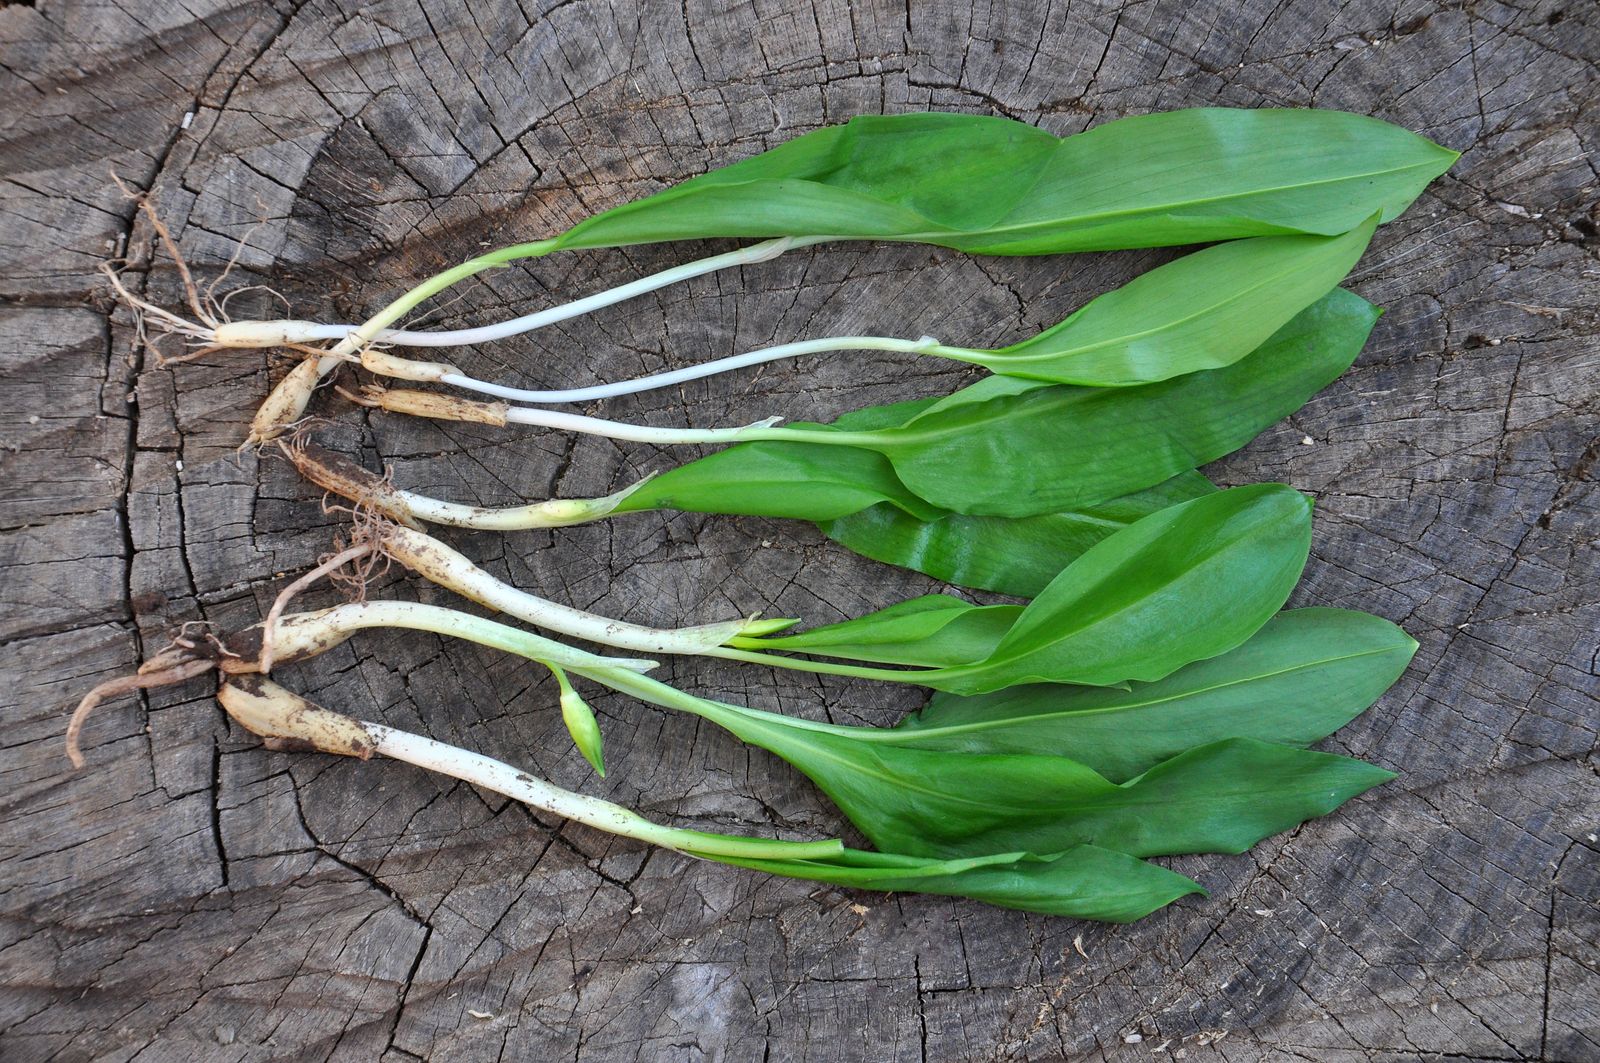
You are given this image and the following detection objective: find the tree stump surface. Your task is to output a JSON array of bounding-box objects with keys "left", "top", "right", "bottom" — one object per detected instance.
[{"left": 2, "top": 1, "right": 1595, "bottom": 1060}]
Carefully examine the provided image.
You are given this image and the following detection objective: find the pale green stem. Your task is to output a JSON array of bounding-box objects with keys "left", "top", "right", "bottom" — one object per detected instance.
[{"left": 273, "top": 601, "right": 938, "bottom": 742}]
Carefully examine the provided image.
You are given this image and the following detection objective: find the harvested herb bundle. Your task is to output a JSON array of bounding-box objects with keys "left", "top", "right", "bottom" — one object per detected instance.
[{"left": 74, "top": 107, "right": 1453, "bottom": 920}]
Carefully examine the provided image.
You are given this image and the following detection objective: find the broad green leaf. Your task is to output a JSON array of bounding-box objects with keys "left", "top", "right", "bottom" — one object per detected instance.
[
  {"left": 711, "top": 843, "right": 1201, "bottom": 921},
  {"left": 946, "top": 485, "right": 1311, "bottom": 691},
  {"left": 549, "top": 110, "right": 1456, "bottom": 255},
  {"left": 618, "top": 440, "right": 1220, "bottom": 594},
  {"left": 820, "top": 471, "right": 1217, "bottom": 597},
  {"left": 947, "top": 221, "right": 1377, "bottom": 384},
  {"left": 694, "top": 692, "right": 1389, "bottom": 860},
  {"left": 894, "top": 609, "right": 1417, "bottom": 780},
  {"left": 734, "top": 595, "right": 1022, "bottom": 668},
  {"left": 742, "top": 484, "right": 1312, "bottom": 695},
  {"left": 813, "top": 290, "right": 1379, "bottom": 516}
]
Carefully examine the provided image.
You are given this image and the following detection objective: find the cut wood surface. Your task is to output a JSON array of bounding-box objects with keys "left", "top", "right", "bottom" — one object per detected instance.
[{"left": 1, "top": 1, "right": 1595, "bottom": 1060}]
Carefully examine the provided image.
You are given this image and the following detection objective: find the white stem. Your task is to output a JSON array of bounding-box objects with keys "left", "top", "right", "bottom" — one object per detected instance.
[
  {"left": 359, "top": 723, "right": 842, "bottom": 859},
  {"left": 367, "top": 722, "right": 663, "bottom": 834},
  {"left": 439, "top": 335, "right": 948, "bottom": 404},
  {"left": 213, "top": 237, "right": 812, "bottom": 350},
  {"left": 218, "top": 674, "right": 846, "bottom": 861},
  {"left": 503, "top": 406, "right": 787, "bottom": 444},
  {"left": 381, "top": 526, "right": 761, "bottom": 654}
]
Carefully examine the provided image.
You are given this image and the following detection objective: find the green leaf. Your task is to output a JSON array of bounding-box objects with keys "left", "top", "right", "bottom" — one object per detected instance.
[
  {"left": 708, "top": 843, "right": 1203, "bottom": 922},
  {"left": 948, "top": 221, "right": 1377, "bottom": 384},
  {"left": 740, "top": 484, "right": 1313, "bottom": 695},
  {"left": 820, "top": 471, "right": 1217, "bottom": 596},
  {"left": 816, "top": 290, "right": 1380, "bottom": 517},
  {"left": 735, "top": 595, "right": 1022, "bottom": 668},
  {"left": 617, "top": 443, "right": 1221, "bottom": 595},
  {"left": 549, "top": 110, "right": 1456, "bottom": 255},
  {"left": 611, "top": 290, "right": 1375, "bottom": 574},
  {"left": 612, "top": 438, "right": 943, "bottom": 522},
  {"left": 895, "top": 608, "right": 1418, "bottom": 781},
  {"left": 692, "top": 692, "right": 1389, "bottom": 860},
  {"left": 940, "top": 484, "right": 1311, "bottom": 691}
]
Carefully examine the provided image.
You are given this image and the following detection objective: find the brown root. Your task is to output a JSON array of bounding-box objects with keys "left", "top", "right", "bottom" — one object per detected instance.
[
  {"left": 277, "top": 432, "right": 425, "bottom": 530},
  {"left": 66, "top": 651, "right": 216, "bottom": 769},
  {"left": 247, "top": 354, "right": 343, "bottom": 446},
  {"left": 357, "top": 384, "right": 511, "bottom": 426},
  {"left": 67, "top": 587, "right": 385, "bottom": 767},
  {"left": 109, "top": 171, "right": 214, "bottom": 329},
  {"left": 98, "top": 262, "right": 215, "bottom": 366}
]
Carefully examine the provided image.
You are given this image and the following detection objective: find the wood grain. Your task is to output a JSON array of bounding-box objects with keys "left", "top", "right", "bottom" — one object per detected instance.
[{"left": 1, "top": 1, "right": 1595, "bottom": 1059}]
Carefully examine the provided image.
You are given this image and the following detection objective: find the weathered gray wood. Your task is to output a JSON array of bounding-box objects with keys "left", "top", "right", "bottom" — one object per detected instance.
[{"left": 2, "top": 0, "right": 1595, "bottom": 1059}]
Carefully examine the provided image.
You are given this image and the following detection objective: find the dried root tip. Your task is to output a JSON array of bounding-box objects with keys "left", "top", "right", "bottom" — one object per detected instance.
[
  {"left": 66, "top": 652, "right": 216, "bottom": 769},
  {"left": 217, "top": 674, "right": 376, "bottom": 760},
  {"left": 358, "top": 385, "right": 510, "bottom": 427},
  {"left": 278, "top": 437, "right": 425, "bottom": 530}
]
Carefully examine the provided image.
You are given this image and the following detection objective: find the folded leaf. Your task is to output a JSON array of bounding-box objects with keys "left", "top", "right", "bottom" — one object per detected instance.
[
  {"left": 739, "top": 595, "right": 1022, "bottom": 668},
  {"left": 709, "top": 843, "right": 1202, "bottom": 921},
  {"left": 549, "top": 110, "right": 1456, "bottom": 254},
  {"left": 943, "top": 485, "right": 1311, "bottom": 691},
  {"left": 895, "top": 608, "right": 1418, "bottom": 780},
  {"left": 614, "top": 439, "right": 942, "bottom": 522},
  {"left": 953, "top": 221, "right": 1377, "bottom": 384},
  {"left": 691, "top": 693, "right": 1390, "bottom": 860}
]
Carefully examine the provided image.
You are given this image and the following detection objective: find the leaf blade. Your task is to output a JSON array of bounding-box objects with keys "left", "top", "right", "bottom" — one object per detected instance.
[
  {"left": 962, "top": 221, "right": 1377, "bottom": 384},
  {"left": 698, "top": 697, "right": 1390, "bottom": 864},
  {"left": 893, "top": 608, "right": 1417, "bottom": 780},
  {"left": 905, "top": 484, "right": 1313, "bottom": 694},
  {"left": 550, "top": 110, "right": 1456, "bottom": 254},
  {"left": 819, "top": 471, "right": 1217, "bottom": 596}
]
